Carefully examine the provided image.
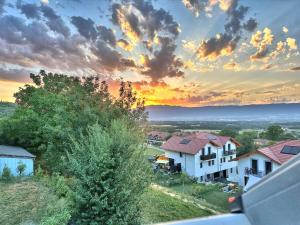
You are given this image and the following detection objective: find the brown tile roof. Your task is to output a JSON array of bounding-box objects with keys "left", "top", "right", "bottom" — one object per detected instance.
[
  {"left": 161, "top": 132, "right": 239, "bottom": 155},
  {"left": 235, "top": 140, "right": 300, "bottom": 164}
]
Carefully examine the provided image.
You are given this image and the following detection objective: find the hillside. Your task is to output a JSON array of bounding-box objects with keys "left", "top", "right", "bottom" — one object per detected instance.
[{"left": 146, "top": 103, "right": 300, "bottom": 122}]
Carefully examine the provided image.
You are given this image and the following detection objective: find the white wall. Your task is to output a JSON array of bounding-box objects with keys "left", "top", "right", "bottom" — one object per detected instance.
[{"left": 237, "top": 153, "right": 280, "bottom": 186}]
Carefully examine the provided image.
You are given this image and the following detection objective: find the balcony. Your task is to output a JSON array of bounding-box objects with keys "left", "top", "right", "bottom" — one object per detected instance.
[
  {"left": 200, "top": 153, "right": 216, "bottom": 160},
  {"left": 244, "top": 167, "right": 264, "bottom": 178},
  {"left": 223, "top": 150, "right": 236, "bottom": 156}
]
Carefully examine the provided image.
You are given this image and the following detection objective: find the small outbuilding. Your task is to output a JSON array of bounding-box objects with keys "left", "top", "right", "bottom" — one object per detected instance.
[{"left": 0, "top": 145, "right": 35, "bottom": 176}]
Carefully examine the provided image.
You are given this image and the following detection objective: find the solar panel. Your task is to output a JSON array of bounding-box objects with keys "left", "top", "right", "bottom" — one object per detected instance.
[
  {"left": 281, "top": 145, "right": 300, "bottom": 155},
  {"left": 180, "top": 139, "right": 191, "bottom": 144}
]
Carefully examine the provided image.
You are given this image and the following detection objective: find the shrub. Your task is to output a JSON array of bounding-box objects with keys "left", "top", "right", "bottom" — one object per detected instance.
[
  {"left": 16, "top": 161, "right": 26, "bottom": 176},
  {"left": 2, "top": 165, "right": 12, "bottom": 181}
]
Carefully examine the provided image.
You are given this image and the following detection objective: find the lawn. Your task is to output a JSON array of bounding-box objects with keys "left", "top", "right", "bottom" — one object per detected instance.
[
  {"left": 0, "top": 179, "right": 70, "bottom": 225},
  {"left": 141, "top": 187, "right": 212, "bottom": 224},
  {"left": 145, "top": 145, "right": 164, "bottom": 156}
]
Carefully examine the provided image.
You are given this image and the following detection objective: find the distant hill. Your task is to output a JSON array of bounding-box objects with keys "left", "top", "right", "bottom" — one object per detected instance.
[
  {"left": 146, "top": 103, "right": 300, "bottom": 122},
  {"left": 0, "top": 102, "right": 16, "bottom": 118}
]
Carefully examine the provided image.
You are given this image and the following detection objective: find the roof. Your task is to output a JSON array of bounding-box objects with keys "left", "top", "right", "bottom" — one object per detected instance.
[
  {"left": 235, "top": 140, "right": 300, "bottom": 165},
  {"left": 148, "top": 131, "right": 169, "bottom": 140},
  {"left": 0, "top": 145, "right": 35, "bottom": 158},
  {"left": 161, "top": 132, "right": 239, "bottom": 155}
]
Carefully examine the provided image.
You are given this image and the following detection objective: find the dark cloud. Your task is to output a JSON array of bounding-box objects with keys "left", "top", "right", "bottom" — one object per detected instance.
[
  {"left": 71, "top": 16, "right": 97, "bottom": 40},
  {"left": 97, "top": 25, "right": 116, "bottom": 47},
  {"left": 0, "top": 0, "right": 5, "bottom": 15},
  {"left": 141, "top": 37, "right": 184, "bottom": 81},
  {"left": 290, "top": 66, "right": 300, "bottom": 71},
  {"left": 0, "top": 67, "right": 32, "bottom": 83},
  {"left": 196, "top": 0, "right": 257, "bottom": 60},
  {"left": 0, "top": 15, "right": 26, "bottom": 44},
  {"left": 40, "top": 5, "right": 70, "bottom": 37},
  {"left": 16, "top": 1, "right": 40, "bottom": 19},
  {"left": 243, "top": 18, "right": 257, "bottom": 32}
]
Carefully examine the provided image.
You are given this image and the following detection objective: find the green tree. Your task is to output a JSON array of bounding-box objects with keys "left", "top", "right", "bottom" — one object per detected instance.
[
  {"left": 219, "top": 128, "right": 239, "bottom": 138},
  {"left": 236, "top": 132, "right": 256, "bottom": 156},
  {"left": 0, "top": 70, "right": 146, "bottom": 173},
  {"left": 2, "top": 165, "right": 12, "bottom": 181},
  {"left": 68, "top": 120, "right": 151, "bottom": 225},
  {"left": 17, "top": 161, "right": 26, "bottom": 176},
  {"left": 262, "top": 125, "right": 284, "bottom": 141}
]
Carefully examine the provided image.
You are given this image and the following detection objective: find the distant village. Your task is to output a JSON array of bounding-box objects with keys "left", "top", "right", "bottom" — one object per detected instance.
[{"left": 147, "top": 129, "right": 300, "bottom": 191}]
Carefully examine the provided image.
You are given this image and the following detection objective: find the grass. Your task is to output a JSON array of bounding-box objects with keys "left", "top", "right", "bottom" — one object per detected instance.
[
  {"left": 145, "top": 145, "right": 164, "bottom": 156},
  {"left": 0, "top": 178, "right": 70, "bottom": 225},
  {"left": 141, "top": 187, "right": 212, "bottom": 224}
]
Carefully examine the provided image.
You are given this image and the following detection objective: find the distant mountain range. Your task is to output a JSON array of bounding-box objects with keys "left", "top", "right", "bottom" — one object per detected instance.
[{"left": 146, "top": 103, "right": 300, "bottom": 122}]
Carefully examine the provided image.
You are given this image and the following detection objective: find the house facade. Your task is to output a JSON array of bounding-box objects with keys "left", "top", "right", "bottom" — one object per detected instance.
[
  {"left": 0, "top": 145, "right": 35, "bottom": 176},
  {"left": 161, "top": 132, "right": 240, "bottom": 182},
  {"left": 233, "top": 140, "right": 300, "bottom": 190}
]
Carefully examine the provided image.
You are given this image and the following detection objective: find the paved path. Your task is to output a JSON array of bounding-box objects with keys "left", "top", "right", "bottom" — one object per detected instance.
[{"left": 151, "top": 184, "right": 222, "bottom": 215}]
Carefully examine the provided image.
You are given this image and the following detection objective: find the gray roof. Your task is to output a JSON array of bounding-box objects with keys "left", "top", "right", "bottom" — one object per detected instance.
[{"left": 0, "top": 145, "right": 35, "bottom": 158}]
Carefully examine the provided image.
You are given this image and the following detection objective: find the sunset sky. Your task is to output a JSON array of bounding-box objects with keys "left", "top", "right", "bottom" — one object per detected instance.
[{"left": 0, "top": 0, "right": 299, "bottom": 106}]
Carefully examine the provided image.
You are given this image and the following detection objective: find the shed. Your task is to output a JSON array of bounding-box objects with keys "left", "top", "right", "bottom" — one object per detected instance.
[{"left": 0, "top": 145, "right": 35, "bottom": 176}]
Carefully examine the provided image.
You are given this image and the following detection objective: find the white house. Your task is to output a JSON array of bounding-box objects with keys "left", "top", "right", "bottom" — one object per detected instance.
[
  {"left": 0, "top": 145, "right": 35, "bottom": 176},
  {"left": 161, "top": 132, "right": 240, "bottom": 182},
  {"left": 233, "top": 140, "right": 300, "bottom": 191}
]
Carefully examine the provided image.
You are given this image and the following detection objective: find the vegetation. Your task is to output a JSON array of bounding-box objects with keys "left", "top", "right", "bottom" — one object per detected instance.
[
  {"left": 2, "top": 165, "right": 12, "bottom": 181},
  {"left": 219, "top": 128, "right": 239, "bottom": 138},
  {"left": 16, "top": 161, "right": 26, "bottom": 176},
  {"left": 0, "top": 102, "right": 16, "bottom": 118},
  {"left": 68, "top": 121, "right": 151, "bottom": 225},
  {"left": 236, "top": 131, "right": 257, "bottom": 156},
  {"left": 0, "top": 179, "right": 71, "bottom": 225},
  {"left": 141, "top": 188, "right": 212, "bottom": 224},
  {"left": 260, "top": 125, "right": 295, "bottom": 141}
]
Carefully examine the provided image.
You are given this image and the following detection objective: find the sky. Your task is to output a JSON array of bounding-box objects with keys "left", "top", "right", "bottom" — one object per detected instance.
[{"left": 0, "top": 0, "right": 299, "bottom": 106}]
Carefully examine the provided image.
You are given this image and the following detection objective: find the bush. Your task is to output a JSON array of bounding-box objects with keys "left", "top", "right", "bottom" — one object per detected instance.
[
  {"left": 16, "top": 161, "right": 26, "bottom": 176},
  {"left": 2, "top": 165, "right": 12, "bottom": 181}
]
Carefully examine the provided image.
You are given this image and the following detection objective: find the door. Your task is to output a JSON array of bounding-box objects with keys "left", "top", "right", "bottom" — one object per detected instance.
[
  {"left": 222, "top": 169, "right": 227, "bottom": 178},
  {"left": 265, "top": 161, "right": 272, "bottom": 174},
  {"left": 251, "top": 159, "right": 258, "bottom": 174}
]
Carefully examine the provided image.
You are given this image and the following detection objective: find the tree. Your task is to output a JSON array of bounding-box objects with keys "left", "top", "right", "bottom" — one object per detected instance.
[
  {"left": 236, "top": 131, "right": 256, "bottom": 156},
  {"left": 219, "top": 128, "right": 239, "bottom": 138},
  {"left": 0, "top": 70, "right": 146, "bottom": 173},
  {"left": 262, "top": 125, "right": 284, "bottom": 141},
  {"left": 2, "top": 165, "right": 12, "bottom": 181},
  {"left": 17, "top": 161, "right": 26, "bottom": 176},
  {"left": 67, "top": 120, "right": 151, "bottom": 225}
]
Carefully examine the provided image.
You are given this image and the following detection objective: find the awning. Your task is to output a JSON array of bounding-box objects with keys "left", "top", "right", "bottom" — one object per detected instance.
[{"left": 156, "top": 159, "right": 169, "bottom": 164}]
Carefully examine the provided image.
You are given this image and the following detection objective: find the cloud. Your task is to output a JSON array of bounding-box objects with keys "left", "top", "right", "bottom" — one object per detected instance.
[
  {"left": 286, "top": 37, "right": 297, "bottom": 50},
  {"left": 223, "top": 61, "right": 240, "bottom": 71},
  {"left": 195, "top": 0, "right": 257, "bottom": 61},
  {"left": 71, "top": 16, "right": 97, "bottom": 40},
  {"left": 0, "top": 0, "right": 5, "bottom": 15},
  {"left": 0, "top": 67, "right": 32, "bottom": 83},
  {"left": 250, "top": 27, "right": 274, "bottom": 61},
  {"left": 117, "top": 39, "right": 133, "bottom": 51},
  {"left": 97, "top": 25, "right": 116, "bottom": 47},
  {"left": 40, "top": 0, "right": 48, "bottom": 5},
  {"left": 283, "top": 26, "right": 288, "bottom": 33},
  {"left": 16, "top": 1, "right": 40, "bottom": 19}
]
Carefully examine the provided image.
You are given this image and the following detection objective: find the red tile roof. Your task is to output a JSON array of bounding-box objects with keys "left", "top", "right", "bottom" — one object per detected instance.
[
  {"left": 235, "top": 140, "right": 300, "bottom": 164},
  {"left": 148, "top": 131, "right": 169, "bottom": 140},
  {"left": 161, "top": 132, "right": 239, "bottom": 155}
]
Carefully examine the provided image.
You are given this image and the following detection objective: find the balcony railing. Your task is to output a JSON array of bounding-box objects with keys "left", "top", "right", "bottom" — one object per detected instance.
[
  {"left": 200, "top": 153, "right": 216, "bottom": 160},
  {"left": 223, "top": 150, "right": 236, "bottom": 156},
  {"left": 244, "top": 167, "right": 264, "bottom": 178}
]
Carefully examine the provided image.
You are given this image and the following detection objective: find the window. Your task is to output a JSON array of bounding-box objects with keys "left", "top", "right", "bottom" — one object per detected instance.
[
  {"left": 179, "top": 152, "right": 183, "bottom": 157},
  {"left": 220, "top": 158, "right": 222, "bottom": 163},
  {"left": 200, "top": 176, "right": 203, "bottom": 182},
  {"left": 228, "top": 143, "right": 231, "bottom": 150},
  {"left": 208, "top": 161, "right": 211, "bottom": 166},
  {"left": 223, "top": 157, "right": 226, "bottom": 162},
  {"left": 208, "top": 146, "right": 211, "bottom": 155},
  {"left": 230, "top": 168, "right": 233, "bottom": 173},
  {"left": 236, "top": 167, "right": 239, "bottom": 174},
  {"left": 202, "top": 148, "right": 205, "bottom": 155},
  {"left": 200, "top": 162, "right": 202, "bottom": 168},
  {"left": 223, "top": 145, "right": 226, "bottom": 153},
  {"left": 230, "top": 156, "right": 233, "bottom": 160},
  {"left": 212, "top": 160, "right": 215, "bottom": 165}
]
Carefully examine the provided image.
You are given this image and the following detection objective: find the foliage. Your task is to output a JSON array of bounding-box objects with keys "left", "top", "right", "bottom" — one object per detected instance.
[
  {"left": 236, "top": 131, "right": 257, "bottom": 156},
  {"left": 67, "top": 120, "right": 151, "bottom": 225},
  {"left": 2, "top": 165, "right": 12, "bottom": 180},
  {"left": 219, "top": 128, "right": 239, "bottom": 137},
  {"left": 0, "top": 180, "right": 71, "bottom": 225},
  {"left": 260, "top": 125, "right": 295, "bottom": 141},
  {"left": 0, "top": 70, "right": 146, "bottom": 173},
  {"left": 0, "top": 102, "right": 16, "bottom": 118},
  {"left": 16, "top": 161, "right": 26, "bottom": 176},
  {"left": 154, "top": 172, "right": 196, "bottom": 187},
  {"left": 141, "top": 188, "right": 212, "bottom": 224}
]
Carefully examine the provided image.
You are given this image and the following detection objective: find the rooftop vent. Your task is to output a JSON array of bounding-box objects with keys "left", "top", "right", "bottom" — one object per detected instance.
[
  {"left": 281, "top": 145, "right": 300, "bottom": 155},
  {"left": 180, "top": 139, "right": 191, "bottom": 144}
]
